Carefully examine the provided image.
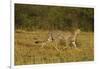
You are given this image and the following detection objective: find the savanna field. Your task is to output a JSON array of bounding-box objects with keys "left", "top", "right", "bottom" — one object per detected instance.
[{"left": 15, "top": 30, "right": 94, "bottom": 65}]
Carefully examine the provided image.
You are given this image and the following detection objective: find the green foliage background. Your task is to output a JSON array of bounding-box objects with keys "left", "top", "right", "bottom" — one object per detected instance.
[{"left": 15, "top": 4, "right": 94, "bottom": 31}]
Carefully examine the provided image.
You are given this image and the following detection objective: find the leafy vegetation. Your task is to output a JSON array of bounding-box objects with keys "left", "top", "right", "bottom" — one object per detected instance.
[{"left": 15, "top": 4, "right": 94, "bottom": 31}]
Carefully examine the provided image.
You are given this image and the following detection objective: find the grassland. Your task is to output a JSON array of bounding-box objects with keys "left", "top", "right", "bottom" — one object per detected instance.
[{"left": 15, "top": 30, "right": 94, "bottom": 65}]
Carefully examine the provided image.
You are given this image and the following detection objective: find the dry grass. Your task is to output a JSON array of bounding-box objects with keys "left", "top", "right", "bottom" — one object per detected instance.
[{"left": 15, "top": 30, "right": 94, "bottom": 65}]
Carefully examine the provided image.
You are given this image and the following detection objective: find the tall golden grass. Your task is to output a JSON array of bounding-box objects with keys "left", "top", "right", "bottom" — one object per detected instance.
[{"left": 15, "top": 30, "right": 94, "bottom": 65}]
